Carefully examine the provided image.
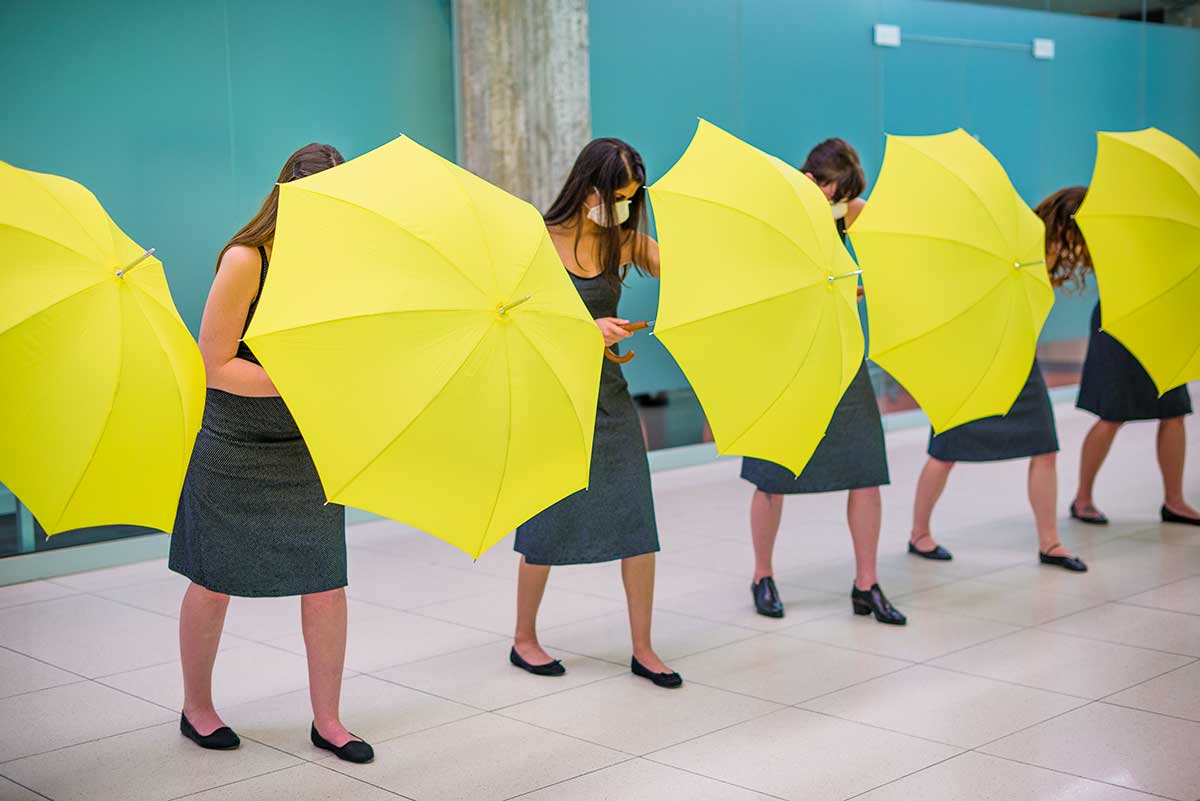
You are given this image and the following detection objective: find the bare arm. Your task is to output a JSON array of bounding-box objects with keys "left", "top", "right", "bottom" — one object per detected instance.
[
  {"left": 845, "top": 198, "right": 868, "bottom": 301},
  {"left": 632, "top": 232, "right": 660, "bottom": 278},
  {"left": 198, "top": 245, "right": 278, "bottom": 397}
]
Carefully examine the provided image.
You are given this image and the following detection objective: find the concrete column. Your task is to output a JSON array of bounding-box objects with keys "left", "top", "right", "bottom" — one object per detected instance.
[{"left": 454, "top": 0, "right": 591, "bottom": 212}]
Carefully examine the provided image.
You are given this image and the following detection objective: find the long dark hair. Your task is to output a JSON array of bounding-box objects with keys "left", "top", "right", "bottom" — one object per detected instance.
[
  {"left": 801, "top": 138, "right": 866, "bottom": 202},
  {"left": 543, "top": 137, "right": 649, "bottom": 287},
  {"left": 215, "top": 142, "right": 344, "bottom": 272},
  {"left": 1035, "top": 186, "right": 1093, "bottom": 291}
]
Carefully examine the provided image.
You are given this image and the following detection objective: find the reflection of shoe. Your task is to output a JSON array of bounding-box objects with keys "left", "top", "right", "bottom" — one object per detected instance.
[
  {"left": 180, "top": 714, "right": 240, "bottom": 750},
  {"left": 1069, "top": 502, "right": 1108, "bottom": 525},
  {"left": 851, "top": 584, "right": 907, "bottom": 625},
  {"left": 311, "top": 723, "right": 374, "bottom": 763},
  {"left": 631, "top": 656, "right": 683, "bottom": 689},
  {"left": 1039, "top": 545, "right": 1088, "bottom": 572},
  {"left": 633, "top": 392, "right": 670, "bottom": 408},
  {"left": 908, "top": 541, "right": 953, "bottom": 561},
  {"left": 509, "top": 646, "right": 566, "bottom": 676},
  {"left": 752, "top": 577, "right": 785, "bottom": 618},
  {"left": 1162, "top": 505, "right": 1200, "bottom": 526}
]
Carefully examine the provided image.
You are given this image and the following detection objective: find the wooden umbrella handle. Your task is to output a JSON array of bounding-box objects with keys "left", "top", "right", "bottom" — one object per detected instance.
[{"left": 604, "top": 320, "right": 650, "bottom": 363}]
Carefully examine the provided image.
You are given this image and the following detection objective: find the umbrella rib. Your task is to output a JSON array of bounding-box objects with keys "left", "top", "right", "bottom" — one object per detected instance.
[
  {"left": 938, "top": 280, "right": 1021, "bottom": 430},
  {"left": 0, "top": 277, "right": 109, "bottom": 339},
  {"left": 1102, "top": 136, "right": 1200, "bottom": 200},
  {"left": 1077, "top": 212, "right": 1200, "bottom": 236},
  {"left": 327, "top": 324, "right": 496, "bottom": 502},
  {"left": 440, "top": 158, "right": 505, "bottom": 298},
  {"left": 851, "top": 229, "right": 1014, "bottom": 266},
  {"left": 508, "top": 319, "right": 591, "bottom": 459},
  {"left": 291, "top": 187, "right": 493, "bottom": 300},
  {"left": 651, "top": 188, "right": 825, "bottom": 267},
  {"left": 1100, "top": 258, "right": 1200, "bottom": 332},
  {"left": 11, "top": 169, "right": 109, "bottom": 260},
  {"left": 476, "top": 328, "right": 514, "bottom": 557},
  {"left": 871, "top": 273, "right": 1009, "bottom": 360},
  {"left": 0, "top": 222, "right": 105, "bottom": 269},
  {"left": 655, "top": 282, "right": 825, "bottom": 336},
  {"left": 246, "top": 307, "right": 487, "bottom": 339}
]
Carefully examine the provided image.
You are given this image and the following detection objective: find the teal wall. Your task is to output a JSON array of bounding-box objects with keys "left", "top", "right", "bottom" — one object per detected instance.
[{"left": 590, "top": 0, "right": 1200, "bottom": 394}]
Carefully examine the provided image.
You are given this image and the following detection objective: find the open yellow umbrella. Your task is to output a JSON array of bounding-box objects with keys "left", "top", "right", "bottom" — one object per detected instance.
[
  {"left": 850, "top": 129, "right": 1052, "bottom": 433},
  {"left": 648, "top": 120, "right": 864, "bottom": 475},
  {"left": 0, "top": 163, "right": 205, "bottom": 534},
  {"left": 243, "top": 135, "right": 603, "bottom": 558},
  {"left": 1076, "top": 127, "right": 1200, "bottom": 393}
]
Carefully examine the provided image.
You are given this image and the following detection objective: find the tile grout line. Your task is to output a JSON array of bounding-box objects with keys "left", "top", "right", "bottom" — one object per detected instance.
[
  {"left": 968, "top": 748, "right": 1184, "bottom": 801},
  {"left": 0, "top": 771, "right": 56, "bottom": 801}
]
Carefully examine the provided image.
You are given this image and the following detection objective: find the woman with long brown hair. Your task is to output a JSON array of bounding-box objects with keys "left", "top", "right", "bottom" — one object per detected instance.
[
  {"left": 509, "top": 138, "right": 681, "bottom": 689},
  {"left": 170, "top": 143, "right": 373, "bottom": 762},
  {"left": 1044, "top": 187, "right": 1198, "bottom": 527}
]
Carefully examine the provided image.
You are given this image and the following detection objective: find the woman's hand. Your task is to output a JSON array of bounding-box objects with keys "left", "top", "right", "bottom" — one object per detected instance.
[
  {"left": 596, "top": 317, "right": 633, "bottom": 347},
  {"left": 857, "top": 285, "right": 865, "bottom": 301}
]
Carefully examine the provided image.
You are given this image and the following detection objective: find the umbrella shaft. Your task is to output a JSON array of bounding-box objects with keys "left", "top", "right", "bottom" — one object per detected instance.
[
  {"left": 829, "top": 270, "right": 863, "bottom": 282},
  {"left": 498, "top": 295, "right": 531, "bottom": 314},
  {"left": 116, "top": 248, "right": 156, "bottom": 278}
]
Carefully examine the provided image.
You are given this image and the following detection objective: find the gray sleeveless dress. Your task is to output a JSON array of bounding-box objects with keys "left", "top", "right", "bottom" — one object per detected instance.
[
  {"left": 169, "top": 247, "right": 347, "bottom": 597},
  {"left": 514, "top": 272, "right": 660, "bottom": 565}
]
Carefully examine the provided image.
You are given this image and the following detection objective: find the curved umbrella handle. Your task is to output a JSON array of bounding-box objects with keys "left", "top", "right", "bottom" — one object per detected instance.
[{"left": 603, "top": 320, "right": 651, "bottom": 363}]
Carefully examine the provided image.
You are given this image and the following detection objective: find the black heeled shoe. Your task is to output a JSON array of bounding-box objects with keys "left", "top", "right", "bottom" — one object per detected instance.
[
  {"left": 752, "top": 577, "right": 785, "bottom": 618},
  {"left": 1069, "top": 501, "right": 1108, "bottom": 525},
  {"left": 908, "top": 541, "right": 953, "bottom": 561},
  {"left": 1162, "top": 505, "right": 1200, "bottom": 526},
  {"left": 180, "top": 713, "right": 240, "bottom": 750},
  {"left": 510, "top": 646, "right": 566, "bottom": 676},
  {"left": 311, "top": 723, "right": 374, "bottom": 764},
  {"left": 851, "top": 584, "right": 907, "bottom": 625},
  {"left": 1039, "top": 544, "right": 1088, "bottom": 572},
  {"left": 631, "top": 656, "right": 683, "bottom": 689}
]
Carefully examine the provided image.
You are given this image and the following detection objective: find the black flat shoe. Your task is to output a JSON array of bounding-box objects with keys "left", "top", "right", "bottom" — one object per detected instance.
[
  {"left": 180, "top": 713, "right": 240, "bottom": 750},
  {"left": 908, "top": 541, "right": 953, "bottom": 561},
  {"left": 1162, "top": 505, "right": 1200, "bottom": 526},
  {"left": 311, "top": 723, "right": 374, "bottom": 764},
  {"left": 1070, "top": 502, "right": 1109, "bottom": 525},
  {"left": 752, "top": 577, "right": 784, "bottom": 618},
  {"left": 851, "top": 584, "right": 907, "bottom": 625},
  {"left": 510, "top": 646, "right": 566, "bottom": 676},
  {"left": 1039, "top": 544, "right": 1088, "bottom": 572},
  {"left": 631, "top": 656, "right": 683, "bottom": 689}
]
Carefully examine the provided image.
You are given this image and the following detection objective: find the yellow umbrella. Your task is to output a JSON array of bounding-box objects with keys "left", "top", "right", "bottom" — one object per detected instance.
[
  {"left": 1076, "top": 127, "right": 1200, "bottom": 393},
  {"left": 850, "top": 129, "right": 1052, "bottom": 433},
  {"left": 648, "top": 120, "right": 864, "bottom": 475},
  {"left": 0, "top": 163, "right": 205, "bottom": 535},
  {"left": 243, "top": 135, "right": 603, "bottom": 558}
]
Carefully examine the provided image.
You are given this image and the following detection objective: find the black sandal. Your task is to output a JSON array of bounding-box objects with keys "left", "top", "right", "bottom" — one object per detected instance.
[
  {"left": 1069, "top": 502, "right": 1108, "bottom": 525},
  {"left": 1039, "top": 543, "right": 1088, "bottom": 572}
]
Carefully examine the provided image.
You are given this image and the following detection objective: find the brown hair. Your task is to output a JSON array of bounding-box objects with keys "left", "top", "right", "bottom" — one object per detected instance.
[
  {"left": 801, "top": 138, "right": 866, "bottom": 203},
  {"left": 215, "top": 142, "right": 344, "bottom": 273},
  {"left": 1035, "top": 186, "right": 1092, "bottom": 290}
]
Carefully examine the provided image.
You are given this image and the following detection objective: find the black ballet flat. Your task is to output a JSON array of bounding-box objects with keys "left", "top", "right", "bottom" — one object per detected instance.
[
  {"left": 1070, "top": 502, "right": 1109, "bottom": 525},
  {"left": 908, "top": 541, "right": 953, "bottom": 561},
  {"left": 510, "top": 646, "right": 566, "bottom": 676},
  {"left": 1039, "top": 544, "right": 1088, "bottom": 572},
  {"left": 1162, "top": 505, "right": 1200, "bottom": 526},
  {"left": 752, "top": 577, "right": 785, "bottom": 618},
  {"left": 631, "top": 656, "right": 683, "bottom": 689},
  {"left": 311, "top": 723, "right": 374, "bottom": 764},
  {"left": 180, "top": 713, "right": 240, "bottom": 750},
  {"left": 851, "top": 584, "right": 907, "bottom": 625}
]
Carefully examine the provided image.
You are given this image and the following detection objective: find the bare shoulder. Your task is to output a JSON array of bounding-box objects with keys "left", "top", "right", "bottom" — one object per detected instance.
[
  {"left": 845, "top": 198, "right": 867, "bottom": 226},
  {"left": 214, "top": 245, "right": 263, "bottom": 291}
]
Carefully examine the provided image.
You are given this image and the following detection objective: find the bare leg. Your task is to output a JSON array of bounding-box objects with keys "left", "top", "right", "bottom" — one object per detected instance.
[
  {"left": 847, "top": 487, "right": 881, "bottom": 589},
  {"left": 513, "top": 557, "right": 555, "bottom": 665},
  {"left": 179, "top": 583, "right": 230, "bottom": 735},
  {"left": 1073, "top": 420, "right": 1121, "bottom": 517},
  {"left": 750, "top": 490, "right": 783, "bottom": 582},
  {"left": 1029, "top": 453, "right": 1069, "bottom": 555},
  {"left": 622, "top": 552, "right": 671, "bottom": 674},
  {"left": 911, "top": 457, "right": 954, "bottom": 550},
  {"left": 303, "top": 588, "right": 355, "bottom": 746},
  {"left": 1159, "top": 417, "right": 1200, "bottom": 517}
]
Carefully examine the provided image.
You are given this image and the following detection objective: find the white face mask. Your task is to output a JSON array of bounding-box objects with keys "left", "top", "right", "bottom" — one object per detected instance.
[
  {"left": 830, "top": 200, "right": 849, "bottom": 220},
  {"left": 587, "top": 197, "right": 632, "bottom": 227}
]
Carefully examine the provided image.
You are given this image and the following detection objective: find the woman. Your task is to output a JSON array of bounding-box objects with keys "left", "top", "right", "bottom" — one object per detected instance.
[
  {"left": 741, "top": 138, "right": 906, "bottom": 625},
  {"left": 510, "top": 138, "right": 681, "bottom": 689},
  {"left": 1047, "top": 186, "right": 1199, "bottom": 527},
  {"left": 170, "top": 144, "right": 373, "bottom": 762},
  {"left": 905, "top": 187, "right": 1092, "bottom": 573}
]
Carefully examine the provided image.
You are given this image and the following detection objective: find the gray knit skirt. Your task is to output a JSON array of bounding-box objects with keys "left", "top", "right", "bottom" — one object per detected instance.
[{"left": 169, "top": 389, "right": 347, "bottom": 597}]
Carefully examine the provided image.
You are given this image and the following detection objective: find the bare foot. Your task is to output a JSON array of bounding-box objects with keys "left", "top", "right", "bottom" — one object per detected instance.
[
  {"left": 1072, "top": 500, "right": 1107, "bottom": 521},
  {"left": 910, "top": 532, "right": 941, "bottom": 551},
  {"left": 1040, "top": 542, "right": 1074, "bottom": 558},
  {"left": 633, "top": 648, "right": 672, "bottom": 675},
  {"left": 183, "top": 706, "right": 229, "bottom": 737},
  {"left": 513, "top": 639, "right": 557, "bottom": 666},
  {"left": 314, "top": 719, "right": 359, "bottom": 748}
]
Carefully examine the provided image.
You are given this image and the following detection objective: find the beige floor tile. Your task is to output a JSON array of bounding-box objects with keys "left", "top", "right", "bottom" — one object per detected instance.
[
  {"left": 344, "top": 548, "right": 515, "bottom": 611},
  {"left": 1130, "top": 523, "right": 1200, "bottom": 548},
  {"left": 650, "top": 707, "right": 959, "bottom": 801},
  {"left": 801, "top": 665, "right": 1084, "bottom": 748},
  {"left": 513, "top": 758, "right": 779, "bottom": 800},
  {"left": 1042, "top": 603, "right": 1200, "bottom": 656},
  {"left": 412, "top": 585, "right": 624, "bottom": 637},
  {"left": 0, "top": 645, "right": 80, "bottom": 699},
  {"left": 0, "top": 681, "right": 174, "bottom": 762},
  {"left": 981, "top": 702, "right": 1200, "bottom": 800},
  {"left": 48, "top": 559, "right": 172, "bottom": 592},
  {"left": 0, "top": 580, "right": 79, "bottom": 610},
  {"left": 266, "top": 600, "right": 499, "bottom": 673},
  {"left": 0, "top": 776, "right": 51, "bottom": 801},
  {"left": 670, "top": 634, "right": 909, "bottom": 705},
  {"left": 372, "top": 640, "right": 625, "bottom": 710},
  {"left": 177, "top": 762, "right": 402, "bottom": 801},
  {"left": 540, "top": 610, "right": 757, "bottom": 665},
  {"left": 543, "top": 558, "right": 738, "bottom": 603},
  {"left": 501, "top": 673, "right": 781, "bottom": 755},
  {"left": 1106, "top": 661, "right": 1200, "bottom": 722},
  {"left": 0, "top": 721, "right": 299, "bottom": 801},
  {"left": 224, "top": 674, "right": 477, "bottom": 757},
  {"left": 854, "top": 751, "right": 1162, "bottom": 801},
  {"left": 931, "top": 629, "right": 1192, "bottom": 698},
  {"left": 319, "top": 713, "right": 624, "bottom": 801},
  {"left": 657, "top": 579, "right": 847, "bottom": 632},
  {"left": 901, "top": 579, "right": 1100, "bottom": 626},
  {"left": 783, "top": 607, "right": 1019, "bottom": 662},
  {"left": 1121, "top": 576, "right": 1200, "bottom": 616}
]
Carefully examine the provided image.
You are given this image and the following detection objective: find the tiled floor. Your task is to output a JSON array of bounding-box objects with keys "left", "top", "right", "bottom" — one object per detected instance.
[{"left": 0, "top": 399, "right": 1197, "bottom": 801}]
